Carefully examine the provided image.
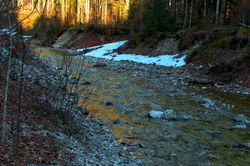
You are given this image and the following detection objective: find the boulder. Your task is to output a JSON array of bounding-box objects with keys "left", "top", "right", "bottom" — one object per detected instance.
[
  {"left": 234, "top": 114, "right": 248, "bottom": 122},
  {"left": 53, "top": 30, "right": 78, "bottom": 48},
  {"left": 163, "top": 109, "right": 176, "bottom": 120},
  {"left": 148, "top": 110, "right": 164, "bottom": 118}
]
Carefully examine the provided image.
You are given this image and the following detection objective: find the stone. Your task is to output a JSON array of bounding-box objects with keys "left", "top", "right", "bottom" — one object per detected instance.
[
  {"left": 79, "top": 107, "right": 89, "bottom": 115},
  {"left": 245, "top": 120, "right": 250, "bottom": 125},
  {"left": 162, "top": 109, "right": 176, "bottom": 120},
  {"left": 244, "top": 143, "right": 250, "bottom": 149},
  {"left": 232, "top": 124, "right": 247, "bottom": 129},
  {"left": 101, "top": 100, "right": 114, "bottom": 106},
  {"left": 201, "top": 98, "right": 215, "bottom": 108},
  {"left": 149, "top": 103, "right": 163, "bottom": 111},
  {"left": 234, "top": 114, "right": 248, "bottom": 122},
  {"left": 138, "top": 143, "right": 145, "bottom": 148},
  {"left": 148, "top": 110, "right": 164, "bottom": 118},
  {"left": 176, "top": 115, "right": 199, "bottom": 121},
  {"left": 113, "top": 119, "right": 121, "bottom": 124}
]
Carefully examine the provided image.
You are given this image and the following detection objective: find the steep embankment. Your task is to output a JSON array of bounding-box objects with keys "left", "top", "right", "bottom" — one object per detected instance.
[{"left": 179, "top": 26, "right": 250, "bottom": 86}]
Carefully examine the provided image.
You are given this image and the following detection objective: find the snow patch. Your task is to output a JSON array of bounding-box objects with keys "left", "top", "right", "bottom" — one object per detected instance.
[
  {"left": 0, "top": 28, "right": 17, "bottom": 36},
  {"left": 76, "top": 41, "right": 186, "bottom": 67}
]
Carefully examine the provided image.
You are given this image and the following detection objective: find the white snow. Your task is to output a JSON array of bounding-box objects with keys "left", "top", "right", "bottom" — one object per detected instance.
[
  {"left": 0, "top": 28, "right": 17, "bottom": 36},
  {"left": 76, "top": 41, "right": 186, "bottom": 67}
]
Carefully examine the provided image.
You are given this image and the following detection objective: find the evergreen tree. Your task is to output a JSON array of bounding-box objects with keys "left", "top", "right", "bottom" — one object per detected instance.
[
  {"left": 143, "top": 0, "right": 177, "bottom": 34},
  {"left": 128, "top": 0, "right": 177, "bottom": 35}
]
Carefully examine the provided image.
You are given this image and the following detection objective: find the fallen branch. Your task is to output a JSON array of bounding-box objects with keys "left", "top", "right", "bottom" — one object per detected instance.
[
  {"left": 194, "top": 27, "right": 239, "bottom": 34},
  {"left": 239, "top": 23, "right": 250, "bottom": 28},
  {"left": 188, "top": 79, "right": 214, "bottom": 85}
]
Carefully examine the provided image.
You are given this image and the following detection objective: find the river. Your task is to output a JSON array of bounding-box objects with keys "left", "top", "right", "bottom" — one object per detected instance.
[{"left": 32, "top": 45, "right": 250, "bottom": 165}]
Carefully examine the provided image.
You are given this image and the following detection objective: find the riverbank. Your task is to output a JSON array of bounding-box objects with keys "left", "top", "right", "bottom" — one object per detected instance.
[
  {"left": 35, "top": 44, "right": 250, "bottom": 166},
  {"left": 17, "top": 42, "right": 249, "bottom": 165},
  {"left": 49, "top": 26, "right": 250, "bottom": 96},
  {"left": 0, "top": 45, "right": 141, "bottom": 165},
  {"left": 70, "top": 50, "right": 250, "bottom": 97}
]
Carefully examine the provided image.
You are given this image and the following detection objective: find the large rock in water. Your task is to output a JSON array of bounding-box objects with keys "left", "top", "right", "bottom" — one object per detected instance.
[
  {"left": 149, "top": 109, "right": 176, "bottom": 120},
  {"left": 149, "top": 110, "right": 164, "bottom": 118},
  {"left": 234, "top": 114, "right": 248, "bottom": 122},
  {"left": 162, "top": 109, "right": 176, "bottom": 120}
]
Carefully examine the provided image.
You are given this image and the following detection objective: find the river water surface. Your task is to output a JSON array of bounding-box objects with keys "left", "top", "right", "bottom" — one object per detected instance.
[{"left": 32, "top": 45, "right": 250, "bottom": 165}]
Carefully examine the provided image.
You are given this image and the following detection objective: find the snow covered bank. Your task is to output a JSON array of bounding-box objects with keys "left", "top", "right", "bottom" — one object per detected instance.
[{"left": 76, "top": 41, "right": 186, "bottom": 67}]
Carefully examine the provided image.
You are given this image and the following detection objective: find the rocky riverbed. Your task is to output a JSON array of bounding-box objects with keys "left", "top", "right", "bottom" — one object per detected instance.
[
  {"left": 30, "top": 44, "right": 250, "bottom": 165},
  {"left": 70, "top": 52, "right": 250, "bottom": 96}
]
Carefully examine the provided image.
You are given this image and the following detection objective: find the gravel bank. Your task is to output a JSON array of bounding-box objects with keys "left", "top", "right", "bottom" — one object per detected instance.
[{"left": 72, "top": 54, "right": 250, "bottom": 96}]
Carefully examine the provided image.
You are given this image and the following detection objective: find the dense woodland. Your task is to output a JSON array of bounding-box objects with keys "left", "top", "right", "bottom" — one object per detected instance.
[
  {"left": 15, "top": 0, "right": 250, "bottom": 32},
  {"left": 128, "top": 0, "right": 250, "bottom": 34},
  {"left": 18, "top": 0, "right": 129, "bottom": 27}
]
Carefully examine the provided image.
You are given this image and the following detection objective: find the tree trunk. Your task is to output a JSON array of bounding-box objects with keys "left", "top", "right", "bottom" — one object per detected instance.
[
  {"left": 85, "top": 0, "right": 90, "bottom": 23},
  {"left": 203, "top": 0, "right": 207, "bottom": 24},
  {"left": 189, "top": 0, "right": 194, "bottom": 28},
  {"left": 219, "top": 0, "right": 227, "bottom": 24},
  {"left": 104, "top": 0, "right": 108, "bottom": 24},
  {"left": 171, "top": 0, "right": 176, "bottom": 20},
  {"left": 183, "top": 0, "right": 188, "bottom": 29},
  {"left": 215, "top": 0, "right": 220, "bottom": 25},
  {"left": 1, "top": 15, "right": 13, "bottom": 143}
]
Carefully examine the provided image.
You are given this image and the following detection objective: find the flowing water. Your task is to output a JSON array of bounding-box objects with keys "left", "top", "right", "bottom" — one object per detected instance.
[{"left": 32, "top": 45, "right": 250, "bottom": 165}]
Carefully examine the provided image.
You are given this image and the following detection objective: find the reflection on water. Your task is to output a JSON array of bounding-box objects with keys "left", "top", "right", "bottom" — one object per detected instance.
[{"left": 32, "top": 45, "right": 250, "bottom": 165}]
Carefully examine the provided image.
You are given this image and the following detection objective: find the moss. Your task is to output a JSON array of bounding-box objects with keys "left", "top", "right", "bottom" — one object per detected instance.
[
  {"left": 186, "top": 49, "right": 199, "bottom": 63},
  {"left": 211, "top": 37, "right": 233, "bottom": 49},
  {"left": 237, "top": 27, "right": 250, "bottom": 36},
  {"left": 50, "top": 116, "right": 60, "bottom": 125},
  {"left": 178, "top": 32, "right": 206, "bottom": 51},
  {"left": 53, "top": 144, "right": 61, "bottom": 151},
  {"left": 81, "top": 24, "right": 130, "bottom": 37},
  {"left": 0, "top": 65, "right": 3, "bottom": 80},
  {"left": 221, "top": 29, "right": 238, "bottom": 36},
  {"left": 125, "top": 33, "right": 145, "bottom": 48}
]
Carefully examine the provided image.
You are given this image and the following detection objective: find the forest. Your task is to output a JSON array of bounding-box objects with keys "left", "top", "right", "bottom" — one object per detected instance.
[{"left": 16, "top": 0, "right": 250, "bottom": 31}]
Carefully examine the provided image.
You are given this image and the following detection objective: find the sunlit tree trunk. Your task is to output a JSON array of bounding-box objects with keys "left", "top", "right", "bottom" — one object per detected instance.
[
  {"left": 103, "top": 0, "right": 108, "bottom": 24},
  {"left": 62, "top": 0, "right": 65, "bottom": 22},
  {"left": 85, "top": 0, "right": 90, "bottom": 23},
  {"left": 77, "top": 0, "right": 84, "bottom": 23},
  {"left": 66, "top": 0, "right": 68, "bottom": 22},
  {"left": 38, "top": 0, "right": 41, "bottom": 12},
  {"left": 31, "top": 0, "right": 33, "bottom": 10},
  {"left": 119, "top": 0, "right": 122, "bottom": 21}
]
